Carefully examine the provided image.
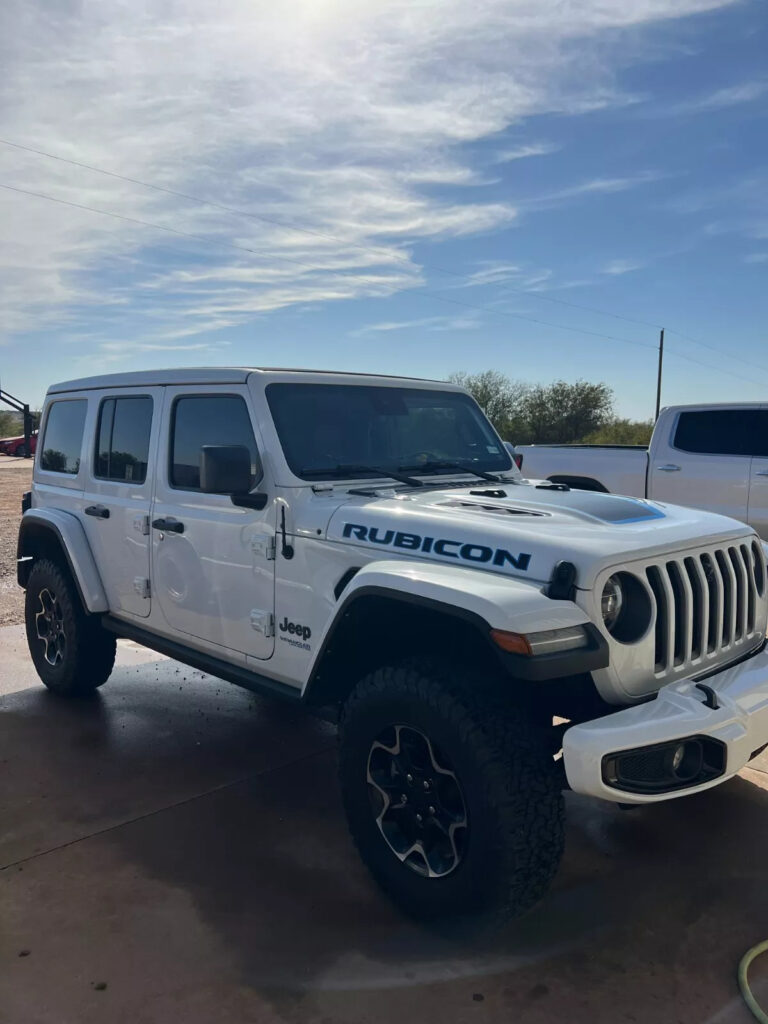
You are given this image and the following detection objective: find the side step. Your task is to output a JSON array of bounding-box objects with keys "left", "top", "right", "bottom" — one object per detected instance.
[{"left": 101, "top": 615, "right": 302, "bottom": 704}]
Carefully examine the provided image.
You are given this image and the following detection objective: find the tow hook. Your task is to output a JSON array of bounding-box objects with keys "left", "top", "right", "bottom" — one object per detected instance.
[{"left": 695, "top": 682, "right": 720, "bottom": 710}]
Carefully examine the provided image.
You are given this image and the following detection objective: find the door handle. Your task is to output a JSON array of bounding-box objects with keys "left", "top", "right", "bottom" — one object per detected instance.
[
  {"left": 85, "top": 504, "right": 110, "bottom": 519},
  {"left": 656, "top": 464, "right": 681, "bottom": 472},
  {"left": 151, "top": 517, "right": 184, "bottom": 534},
  {"left": 755, "top": 471, "right": 768, "bottom": 478}
]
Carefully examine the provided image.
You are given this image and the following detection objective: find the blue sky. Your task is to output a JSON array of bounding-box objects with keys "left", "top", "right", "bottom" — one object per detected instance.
[{"left": 1, "top": 0, "right": 766, "bottom": 419}]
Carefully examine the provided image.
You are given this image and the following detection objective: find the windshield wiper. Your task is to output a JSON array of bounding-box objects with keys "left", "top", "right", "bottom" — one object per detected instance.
[
  {"left": 299, "top": 464, "right": 423, "bottom": 487},
  {"left": 398, "top": 460, "right": 502, "bottom": 483}
]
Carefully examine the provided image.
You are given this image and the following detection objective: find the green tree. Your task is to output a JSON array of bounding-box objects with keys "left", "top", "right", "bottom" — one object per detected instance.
[
  {"left": 0, "top": 410, "right": 21, "bottom": 438},
  {"left": 447, "top": 370, "right": 529, "bottom": 439},
  {"left": 581, "top": 418, "right": 654, "bottom": 445},
  {"left": 516, "top": 379, "right": 614, "bottom": 444}
]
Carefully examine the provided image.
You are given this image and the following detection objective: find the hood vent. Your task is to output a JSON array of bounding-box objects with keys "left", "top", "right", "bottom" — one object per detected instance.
[{"left": 437, "top": 499, "right": 549, "bottom": 518}]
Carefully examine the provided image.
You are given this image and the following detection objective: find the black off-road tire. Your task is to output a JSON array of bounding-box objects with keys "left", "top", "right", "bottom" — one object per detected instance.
[
  {"left": 338, "top": 659, "right": 565, "bottom": 922},
  {"left": 24, "top": 559, "right": 116, "bottom": 696}
]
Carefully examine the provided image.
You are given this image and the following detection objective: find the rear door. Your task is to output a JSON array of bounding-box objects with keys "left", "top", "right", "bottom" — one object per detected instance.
[
  {"left": 648, "top": 408, "right": 757, "bottom": 523},
  {"left": 80, "top": 389, "right": 161, "bottom": 618}
]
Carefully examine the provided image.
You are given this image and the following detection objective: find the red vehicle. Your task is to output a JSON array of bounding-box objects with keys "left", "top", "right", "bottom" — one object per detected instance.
[{"left": 0, "top": 431, "right": 37, "bottom": 457}]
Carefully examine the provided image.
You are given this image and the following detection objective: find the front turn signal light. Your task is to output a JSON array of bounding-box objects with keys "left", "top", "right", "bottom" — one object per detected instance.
[{"left": 491, "top": 625, "right": 589, "bottom": 657}]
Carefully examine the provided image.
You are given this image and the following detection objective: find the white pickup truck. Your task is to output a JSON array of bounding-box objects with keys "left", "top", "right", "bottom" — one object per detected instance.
[{"left": 516, "top": 403, "right": 768, "bottom": 539}]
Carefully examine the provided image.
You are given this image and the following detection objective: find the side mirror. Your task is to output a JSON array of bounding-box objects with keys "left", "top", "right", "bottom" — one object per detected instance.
[{"left": 199, "top": 445, "right": 253, "bottom": 495}]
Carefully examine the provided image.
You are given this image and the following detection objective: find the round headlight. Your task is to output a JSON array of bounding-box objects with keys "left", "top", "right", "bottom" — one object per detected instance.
[
  {"left": 599, "top": 572, "right": 653, "bottom": 643},
  {"left": 601, "top": 575, "right": 624, "bottom": 632}
]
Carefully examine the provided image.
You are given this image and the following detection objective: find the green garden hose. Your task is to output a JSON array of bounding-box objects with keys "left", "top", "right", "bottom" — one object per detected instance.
[{"left": 739, "top": 941, "right": 768, "bottom": 1023}]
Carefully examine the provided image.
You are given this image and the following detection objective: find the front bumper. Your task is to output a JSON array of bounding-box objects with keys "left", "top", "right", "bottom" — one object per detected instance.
[{"left": 563, "top": 642, "right": 768, "bottom": 804}]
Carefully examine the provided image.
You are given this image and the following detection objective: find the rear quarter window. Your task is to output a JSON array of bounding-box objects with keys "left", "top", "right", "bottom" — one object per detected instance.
[{"left": 40, "top": 400, "right": 88, "bottom": 474}]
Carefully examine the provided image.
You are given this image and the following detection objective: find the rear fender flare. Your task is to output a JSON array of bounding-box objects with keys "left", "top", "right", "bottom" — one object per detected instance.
[{"left": 17, "top": 508, "right": 108, "bottom": 613}]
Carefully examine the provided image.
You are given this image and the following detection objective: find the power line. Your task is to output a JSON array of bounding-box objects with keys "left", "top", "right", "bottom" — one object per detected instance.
[
  {"left": 5, "top": 136, "right": 766, "bottom": 378},
  {"left": 665, "top": 327, "right": 768, "bottom": 379},
  {"left": 9, "top": 134, "right": 767, "bottom": 378},
  {"left": 0, "top": 179, "right": 659, "bottom": 352},
  {"left": 3, "top": 175, "right": 768, "bottom": 390},
  {"left": 0, "top": 136, "right": 664, "bottom": 331},
  {"left": 663, "top": 346, "right": 768, "bottom": 390}
]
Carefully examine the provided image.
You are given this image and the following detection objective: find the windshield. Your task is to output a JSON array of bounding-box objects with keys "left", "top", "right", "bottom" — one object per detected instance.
[{"left": 266, "top": 383, "right": 512, "bottom": 481}]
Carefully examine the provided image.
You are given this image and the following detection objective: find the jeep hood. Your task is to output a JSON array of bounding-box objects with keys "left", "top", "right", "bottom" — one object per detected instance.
[{"left": 325, "top": 481, "right": 755, "bottom": 591}]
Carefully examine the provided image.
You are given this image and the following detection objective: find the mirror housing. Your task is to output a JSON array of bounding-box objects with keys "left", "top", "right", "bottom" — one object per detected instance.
[{"left": 199, "top": 445, "right": 253, "bottom": 495}]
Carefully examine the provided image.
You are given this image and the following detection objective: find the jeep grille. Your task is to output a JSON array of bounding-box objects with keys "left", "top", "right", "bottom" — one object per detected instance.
[{"left": 645, "top": 540, "right": 765, "bottom": 677}]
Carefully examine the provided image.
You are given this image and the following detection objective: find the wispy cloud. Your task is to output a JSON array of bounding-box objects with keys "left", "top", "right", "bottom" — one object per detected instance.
[
  {"left": 352, "top": 314, "right": 481, "bottom": 336},
  {"left": 743, "top": 252, "right": 768, "bottom": 264},
  {"left": 494, "top": 142, "right": 560, "bottom": 163},
  {"left": 601, "top": 258, "right": 646, "bottom": 275},
  {"left": 0, "top": 0, "right": 740, "bottom": 348},
  {"left": 530, "top": 172, "right": 663, "bottom": 206},
  {"left": 668, "top": 80, "right": 768, "bottom": 115}
]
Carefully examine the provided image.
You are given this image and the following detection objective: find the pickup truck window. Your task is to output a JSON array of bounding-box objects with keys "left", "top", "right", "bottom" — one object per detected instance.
[
  {"left": 266, "top": 383, "right": 511, "bottom": 480},
  {"left": 95, "top": 396, "right": 153, "bottom": 483},
  {"left": 40, "top": 399, "right": 87, "bottom": 474},
  {"left": 170, "top": 394, "right": 261, "bottom": 491},
  {"left": 674, "top": 409, "right": 768, "bottom": 457}
]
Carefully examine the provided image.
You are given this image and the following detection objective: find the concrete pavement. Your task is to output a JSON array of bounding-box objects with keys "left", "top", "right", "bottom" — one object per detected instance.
[{"left": 2, "top": 625, "right": 768, "bottom": 1023}]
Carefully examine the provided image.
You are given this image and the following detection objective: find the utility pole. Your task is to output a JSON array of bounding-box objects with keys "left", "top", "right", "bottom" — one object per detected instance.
[{"left": 655, "top": 327, "right": 665, "bottom": 422}]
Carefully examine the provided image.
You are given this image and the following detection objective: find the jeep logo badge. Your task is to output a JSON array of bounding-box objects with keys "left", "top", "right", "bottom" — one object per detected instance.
[{"left": 279, "top": 617, "right": 312, "bottom": 642}]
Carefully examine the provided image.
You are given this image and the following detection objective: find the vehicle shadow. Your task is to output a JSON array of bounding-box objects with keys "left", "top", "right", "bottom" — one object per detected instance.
[
  {"left": 112, "top": 730, "right": 768, "bottom": 1022},
  {"left": 4, "top": 672, "right": 768, "bottom": 1023}
]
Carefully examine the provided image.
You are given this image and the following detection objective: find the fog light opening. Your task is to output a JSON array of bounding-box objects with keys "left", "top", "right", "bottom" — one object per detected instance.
[
  {"left": 666, "top": 740, "right": 703, "bottom": 783},
  {"left": 601, "top": 735, "right": 726, "bottom": 794}
]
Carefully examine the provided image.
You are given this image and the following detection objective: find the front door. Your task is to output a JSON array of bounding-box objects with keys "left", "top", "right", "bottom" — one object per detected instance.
[
  {"left": 150, "top": 386, "right": 276, "bottom": 659},
  {"left": 80, "top": 388, "right": 162, "bottom": 618}
]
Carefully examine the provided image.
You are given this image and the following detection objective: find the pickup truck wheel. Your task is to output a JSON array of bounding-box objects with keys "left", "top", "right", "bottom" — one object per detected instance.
[
  {"left": 338, "top": 660, "right": 565, "bottom": 922},
  {"left": 24, "top": 559, "right": 116, "bottom": 695}
]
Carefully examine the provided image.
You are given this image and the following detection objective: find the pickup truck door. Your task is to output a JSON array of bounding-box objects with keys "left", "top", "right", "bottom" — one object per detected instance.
[
  {"left": 647, "top": 407, "right": 756, "bottom": 523},
  {"left": 149, "top": 386, "right": 276, "bottom": 659},
  {"left": 746, "top": 410, "right": 768, "bottom": 539},
  {"left": 79, "top": 388, "right": 163, "bottom": 618}
]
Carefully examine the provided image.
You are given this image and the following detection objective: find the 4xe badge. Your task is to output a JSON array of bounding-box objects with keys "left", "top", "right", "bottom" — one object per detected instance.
[{"left": 278, "top": 616, "right": 312, "bottom": 651}]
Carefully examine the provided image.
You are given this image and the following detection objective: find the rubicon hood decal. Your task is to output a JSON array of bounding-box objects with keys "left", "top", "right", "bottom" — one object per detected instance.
[{"left": 342, "top": 522, "right": 531, "bottom": 571}]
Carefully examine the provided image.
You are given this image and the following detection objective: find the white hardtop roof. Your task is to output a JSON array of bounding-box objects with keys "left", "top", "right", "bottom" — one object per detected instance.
[{"left": 47, "top": 366, "right": 449, "bottom": 394}]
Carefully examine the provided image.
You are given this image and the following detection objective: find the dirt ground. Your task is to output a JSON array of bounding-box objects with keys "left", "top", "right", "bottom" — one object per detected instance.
[{"left": 0, "top": 458, "right": 32, "bottom": 626}]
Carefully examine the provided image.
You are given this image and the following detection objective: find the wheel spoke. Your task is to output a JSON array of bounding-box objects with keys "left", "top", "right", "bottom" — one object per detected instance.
[
  {"left": 366, "top": 724, "right": 468, "bottom": 879},
  {"left": 34, "top": 588, "right": 65, "bottom": 666}
]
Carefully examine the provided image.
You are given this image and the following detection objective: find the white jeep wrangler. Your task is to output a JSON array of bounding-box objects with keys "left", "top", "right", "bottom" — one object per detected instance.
[{"left": 17, "top": 368, "right": 768, "bottom": 920}]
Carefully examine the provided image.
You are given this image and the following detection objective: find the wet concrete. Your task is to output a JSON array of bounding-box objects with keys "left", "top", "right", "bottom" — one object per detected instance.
[{"left": 2, "top": 628, "right": 768, "bottom": 1023}]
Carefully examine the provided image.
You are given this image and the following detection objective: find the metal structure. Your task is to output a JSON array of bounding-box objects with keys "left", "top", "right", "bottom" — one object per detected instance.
[{"left": 0, "top": 385, "right": 34, "bottom": 457}]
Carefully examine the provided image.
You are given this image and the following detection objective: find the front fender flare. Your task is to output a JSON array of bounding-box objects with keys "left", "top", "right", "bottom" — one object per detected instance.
[
  {"left": 17, "top": 508, "right": 108, "bottom": 613},
  {"left": 327, "top": 559, "right": 592, "bottom": 634},
  {"left": 304, "top": 560, "right": 604, "bottom": 699}
]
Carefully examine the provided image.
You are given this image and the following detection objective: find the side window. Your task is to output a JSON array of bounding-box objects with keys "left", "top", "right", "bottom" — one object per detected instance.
[
  {"left": 674, "top": 409, "right": 768, "bottom": 457},
  {"left": 40, "top": 400, "right": 87, "bottom": 474},
  {"left": 95, "top": 396, "right": 153, "bottom": 483},
  {"left": 170, "top": 394, "right": 261, "bottom": 491}
]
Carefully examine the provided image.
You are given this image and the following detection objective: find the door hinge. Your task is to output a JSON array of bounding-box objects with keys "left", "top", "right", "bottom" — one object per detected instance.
[
  {"left": 133, "top": 514, "right": 150, "bottom": 536},
  {"left": 133, "top": 577, "right": 151, "bottom": 599},
  {"left": 251, "top": 535, "right": 276, "bottom": 560},
  {"left": 250, "top": 610, "right": 274, "bottom": 637}
]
